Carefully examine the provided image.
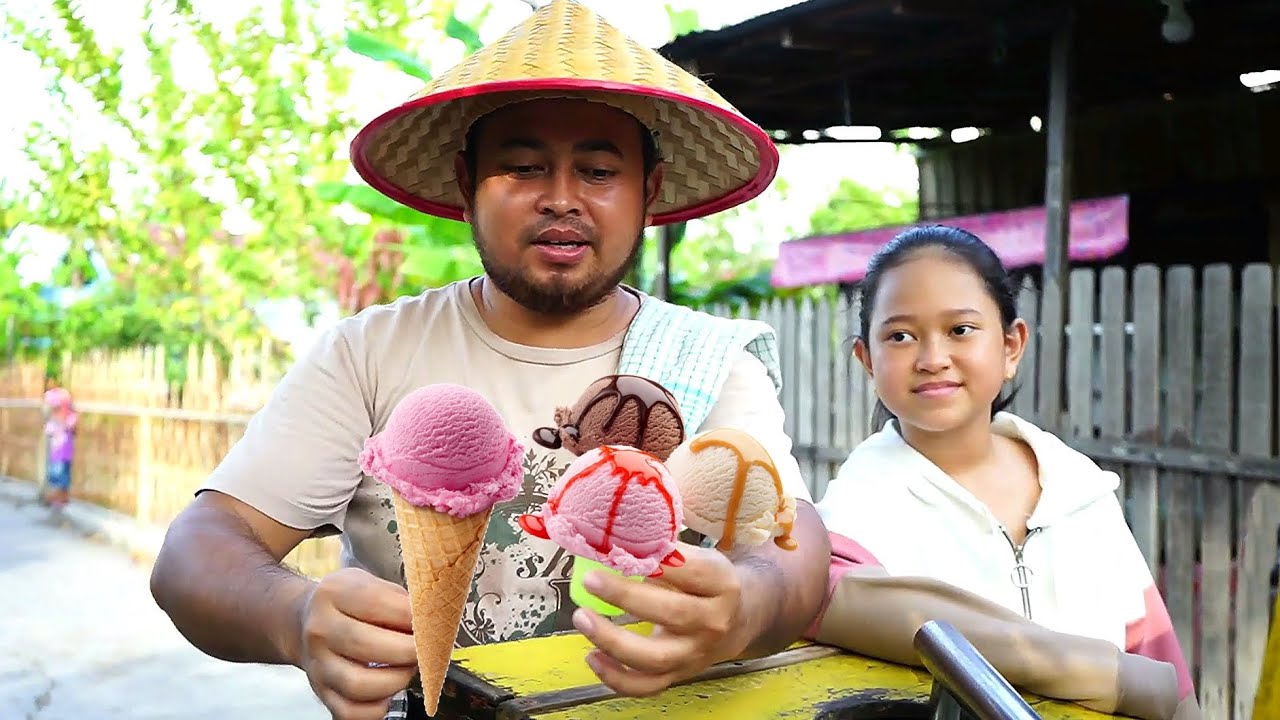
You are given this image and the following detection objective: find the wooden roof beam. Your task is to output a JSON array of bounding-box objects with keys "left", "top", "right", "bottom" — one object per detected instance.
[
  {"left": 778, "top": 27, "right": 878, "bottom": 55},
  {"left": 892, "top": 0, "right": 984, "bottom": 19},
  {"left": 734, "top": 8, "right": 1056, "bottom": 106}
]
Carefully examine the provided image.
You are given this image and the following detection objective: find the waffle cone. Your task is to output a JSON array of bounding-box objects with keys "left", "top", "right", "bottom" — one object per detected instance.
[{"left": 393, "top": 492, "right": 491, "bottom": 717}]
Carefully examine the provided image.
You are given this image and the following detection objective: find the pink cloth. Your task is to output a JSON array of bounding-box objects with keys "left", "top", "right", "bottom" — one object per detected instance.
[
  {"left": 805, "top": 532, "right": 882, "bottom": 639},
  {"left": 1127, "top": 584, "right": 1196, "bottom": 700},
  {"left": 771, "top": 195, "right": 1130, "bottom": 288}
]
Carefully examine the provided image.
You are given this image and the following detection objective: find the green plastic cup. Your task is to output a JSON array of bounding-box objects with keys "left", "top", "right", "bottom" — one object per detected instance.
[{"left": 570, "top": 556, "right": 643, "bottom": 616}]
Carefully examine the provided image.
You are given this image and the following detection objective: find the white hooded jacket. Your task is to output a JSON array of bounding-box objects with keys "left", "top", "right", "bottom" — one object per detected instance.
[{"left": 815, "top": 411, "right": 1193, "bottom": 700}]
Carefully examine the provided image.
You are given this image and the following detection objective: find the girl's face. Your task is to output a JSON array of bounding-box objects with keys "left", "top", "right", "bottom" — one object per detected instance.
[{"left": 856, "top": 251, "right": 1027, "bottom": 434}]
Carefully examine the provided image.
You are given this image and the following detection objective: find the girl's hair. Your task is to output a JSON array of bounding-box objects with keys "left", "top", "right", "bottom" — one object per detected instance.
[{"left": 855, "top": 224, "right": 1021, "bottom": 431}]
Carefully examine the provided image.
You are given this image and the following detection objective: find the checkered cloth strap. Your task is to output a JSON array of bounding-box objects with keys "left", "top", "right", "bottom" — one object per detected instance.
[{"left": 617, "top": 297, "right": 781, "bottom": 432}]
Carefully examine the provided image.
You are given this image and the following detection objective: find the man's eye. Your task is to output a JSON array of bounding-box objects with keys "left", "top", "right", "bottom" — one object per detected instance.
[
  {"left": 887, "top": 331, "right": 913, "bottom": 342},
  {"left": 952, "top": 324, "right": 977, "bottom": 336},
  {"left": 586, "top": 168, "right": 616, "bottom": 180}
]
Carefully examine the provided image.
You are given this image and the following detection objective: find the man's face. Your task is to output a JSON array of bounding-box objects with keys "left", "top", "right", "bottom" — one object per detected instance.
[{"left": 457, "top": 98, "right": 662, "bottom": 314}]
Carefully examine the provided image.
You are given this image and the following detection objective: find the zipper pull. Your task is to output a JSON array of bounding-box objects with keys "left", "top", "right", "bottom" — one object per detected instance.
[{"left": 1002, "top": 527, "right": 1039, "bottom": 620}]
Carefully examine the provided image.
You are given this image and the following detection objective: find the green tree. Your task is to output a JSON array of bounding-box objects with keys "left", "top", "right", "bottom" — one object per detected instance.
[
  {"left": 0, "top": 249, "right": 54, "bottom": 360},
  {"left": 2, "top": 0, "right": 493, "bottom": 357},
  {"left": 808, "top": 178, "right": 919, "bottom": 236},
  {"left": 4, "top": 0, "right": 360, "bottom": 353},
  {"left": 310, "top": 4, "right": 491, "bottom": 315}
]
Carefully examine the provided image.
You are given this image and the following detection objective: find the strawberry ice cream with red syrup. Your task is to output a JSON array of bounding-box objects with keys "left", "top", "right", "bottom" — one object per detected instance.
[
  {"left": 519, "top": 445, "right": 685, "bottom": 578},
  {"left": 359, "top": 383, "right": 524, "bottom": 516}
]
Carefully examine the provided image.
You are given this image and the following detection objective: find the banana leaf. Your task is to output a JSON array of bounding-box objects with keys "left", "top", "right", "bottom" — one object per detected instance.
[{"left": 344, "top": 30, "right": 432, "bottom": 82}]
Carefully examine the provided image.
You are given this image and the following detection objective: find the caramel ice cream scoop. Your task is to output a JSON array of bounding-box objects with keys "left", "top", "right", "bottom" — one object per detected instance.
[{"left": 665, "top": 427, "right": 797, "bottom": 552}]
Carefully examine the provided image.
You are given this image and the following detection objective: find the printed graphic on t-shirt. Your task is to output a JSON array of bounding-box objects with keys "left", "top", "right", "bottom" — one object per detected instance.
[
  {"left": 380, "top": 446, "right": 577, "bottom": 648},
  {"left": 457, "top": 446, "right": 577, "bottom": 646}
]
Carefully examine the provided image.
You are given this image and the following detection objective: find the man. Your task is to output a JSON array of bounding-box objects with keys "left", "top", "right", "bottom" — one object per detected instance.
[{"left": 149, "top": 2, "right": 831, "bottom": 719}]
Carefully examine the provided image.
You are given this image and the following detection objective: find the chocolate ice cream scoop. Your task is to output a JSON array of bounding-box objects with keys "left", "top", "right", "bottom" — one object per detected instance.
[{"left": 533, "top": 374, "right": 685, "bottom": 461}]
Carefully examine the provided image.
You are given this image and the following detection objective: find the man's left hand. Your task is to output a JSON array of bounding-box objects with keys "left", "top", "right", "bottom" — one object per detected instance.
[{"left": 572, "top": 543, "right": 755, "bottom": 697}]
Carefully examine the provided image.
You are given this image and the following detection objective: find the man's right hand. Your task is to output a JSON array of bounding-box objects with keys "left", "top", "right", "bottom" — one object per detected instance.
[{"left": 295, "top": 567, "right": 419, "bottom": 720}]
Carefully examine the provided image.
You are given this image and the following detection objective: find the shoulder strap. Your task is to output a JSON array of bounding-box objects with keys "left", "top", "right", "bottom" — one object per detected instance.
[{"left": 618, "top": 297, "right": 781, "bottom": 432}]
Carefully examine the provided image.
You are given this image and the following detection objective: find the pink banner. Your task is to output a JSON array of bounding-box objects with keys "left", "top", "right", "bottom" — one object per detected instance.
[{"left": 770, "top": 194, "right": 1130, "bottom": 288}]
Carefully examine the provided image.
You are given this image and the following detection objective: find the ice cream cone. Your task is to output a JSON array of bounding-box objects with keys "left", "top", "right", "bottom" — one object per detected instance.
[
  {"left": 393, "top": 492, "right": 490, "bottom": 717},
  {"left": 570, "top": 556, "right": 642, "bottom": 616}
]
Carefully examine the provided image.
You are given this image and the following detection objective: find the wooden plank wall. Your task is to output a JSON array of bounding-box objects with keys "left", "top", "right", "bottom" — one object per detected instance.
[
  {"left": 917, "top": 90, "right": 1280, "bottom": 220},
  {"left": 0, "top": 343, "right": 340, "bottom": 578}
]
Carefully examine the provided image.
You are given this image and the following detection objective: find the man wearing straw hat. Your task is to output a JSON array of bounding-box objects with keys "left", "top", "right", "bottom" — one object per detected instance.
[{"left": 150, "top": 2, "right": 831, "bottom": 718}]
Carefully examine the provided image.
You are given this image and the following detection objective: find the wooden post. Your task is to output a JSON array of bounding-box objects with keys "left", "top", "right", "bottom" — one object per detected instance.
[
  {"left": 1036, "top": 5, "right": 1074, "bottom": 433},
  {"left": 135, "top": 414, "right": 153, "bottom": 524},
  {"left": 653, "top": 222, "right": 682, "bottom": 302}
]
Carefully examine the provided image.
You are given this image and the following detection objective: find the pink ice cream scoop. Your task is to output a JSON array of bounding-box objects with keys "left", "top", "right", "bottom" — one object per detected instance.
[
  {"left": 359, "top": 383, "right": 524, "bottom": 517},
  {"left": 519, "top": 445, "right": 684, "bottom": 578}
]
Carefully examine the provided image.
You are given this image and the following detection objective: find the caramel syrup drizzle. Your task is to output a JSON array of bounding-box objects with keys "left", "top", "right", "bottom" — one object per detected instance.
[
  {"left": 690, "top": 432, "right": 797, "bottom": 551},
  {"left": 549, "top": 446, "right": 677, "bottom": 554}
]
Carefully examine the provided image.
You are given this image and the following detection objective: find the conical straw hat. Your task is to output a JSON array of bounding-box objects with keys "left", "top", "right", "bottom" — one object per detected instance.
[{"left": 350, "top": 0, "right": 778, "bottom": 226}]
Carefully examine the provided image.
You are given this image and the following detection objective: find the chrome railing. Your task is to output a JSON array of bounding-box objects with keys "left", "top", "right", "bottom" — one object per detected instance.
[{"left": 914, "top": 620, "right": 1042, "bottom": 720}]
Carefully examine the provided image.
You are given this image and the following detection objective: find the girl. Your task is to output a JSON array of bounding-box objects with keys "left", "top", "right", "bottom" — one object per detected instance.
[
  {"left": 808, "top": 226, "right": 1199, "bottom": 720},
  {"left": 43, "top": 385, "right": 78, "bottom": 509}
]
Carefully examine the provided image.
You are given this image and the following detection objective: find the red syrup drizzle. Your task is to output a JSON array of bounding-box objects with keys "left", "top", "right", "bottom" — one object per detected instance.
[{"left": 518, "top": 446, "right": 684, "bottom": 577}]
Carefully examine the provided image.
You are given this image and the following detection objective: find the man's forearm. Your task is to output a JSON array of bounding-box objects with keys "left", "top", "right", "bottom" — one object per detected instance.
[
  {"left": 730, "top": 501, "right": 832, "bottom": 658},
  {"left": 150, "top": 502, "right": 316, "bottom": 666}
]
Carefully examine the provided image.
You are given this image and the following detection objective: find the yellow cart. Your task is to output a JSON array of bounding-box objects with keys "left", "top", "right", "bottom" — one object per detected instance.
[
  {"left": 1252, "top": 588, "right": 1280, "bottom": 718},
  {"left": 437, "top": 621, "right": 1117, "bottom": 719}
]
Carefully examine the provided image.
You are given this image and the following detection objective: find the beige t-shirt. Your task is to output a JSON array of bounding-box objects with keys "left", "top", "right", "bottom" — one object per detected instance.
[{"left": 202, "top": 278, "right": 810, "bottom": 646}]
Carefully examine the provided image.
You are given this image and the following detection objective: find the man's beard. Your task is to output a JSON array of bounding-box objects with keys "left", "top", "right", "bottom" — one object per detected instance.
[{"left": 473, "top": 223, "right": 644, "bottom": 315}]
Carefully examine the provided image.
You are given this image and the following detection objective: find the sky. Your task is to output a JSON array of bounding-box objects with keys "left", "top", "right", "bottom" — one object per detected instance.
[{"left": 0, "top": 0, "right": 919, "bottom": 351}]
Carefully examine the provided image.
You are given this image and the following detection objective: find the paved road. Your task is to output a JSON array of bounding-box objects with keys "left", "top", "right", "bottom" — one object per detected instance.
[{"left": 0, "top": 494, "right": 328, "bottom": 720}]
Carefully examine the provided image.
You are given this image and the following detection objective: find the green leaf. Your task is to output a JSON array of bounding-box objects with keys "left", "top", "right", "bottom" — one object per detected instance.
[
  {"left": 314, "top": 181, "right": 441, "bottom": 226},
  {"left": 344, "top": 30, "right": 432, "bottom": 82},
  {"left": 444, "top": 15, "right": 484, "bottom": 55},
  {"left": 403, "top": 220, "right": 471, "bottom": 249},
  {"left": 807, "top": 177, "right": 919, "bottom": 236},
  {"left": 399, "top": 243, "right": 481, "bottom": 287},
  {"left": 664, "top": 6, "right": 701, "bottom": 38}
]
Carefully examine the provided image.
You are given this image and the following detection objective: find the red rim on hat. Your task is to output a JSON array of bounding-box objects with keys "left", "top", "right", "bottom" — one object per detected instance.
[{"left": 349, "top": 0, "right": 779, "bottom": 226}]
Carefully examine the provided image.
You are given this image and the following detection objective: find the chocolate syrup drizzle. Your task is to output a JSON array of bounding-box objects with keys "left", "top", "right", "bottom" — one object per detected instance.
[{"left": 534, "top": 375, "right": 684, "bottom": 454}]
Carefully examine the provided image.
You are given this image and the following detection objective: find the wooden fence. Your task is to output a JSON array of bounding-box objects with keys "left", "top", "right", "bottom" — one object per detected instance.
[
  {"left": 0, "top": 343, "right": 342, "bottom": 577},
  {"left": 1, "top": 261, "right": 1278, "bottom": 717},
  {"left": 710, "top": 261, "right": 1279, "bottom": 720}
]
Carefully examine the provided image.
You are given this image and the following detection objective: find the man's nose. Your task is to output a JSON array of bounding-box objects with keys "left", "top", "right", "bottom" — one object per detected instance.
[{"left": 536, "top": 166, "right": 583, "bottom": 217}]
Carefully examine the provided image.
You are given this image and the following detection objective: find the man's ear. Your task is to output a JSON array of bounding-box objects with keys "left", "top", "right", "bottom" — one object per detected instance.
[
  {"left": 454, "top": 152, "right": 475, "bottom": 222},
  {"left": 642, "top": 164, "right": 664, "bottom": 227},
  {"left": 853, "top": 337, "right": 874, "bottom": 378}
]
